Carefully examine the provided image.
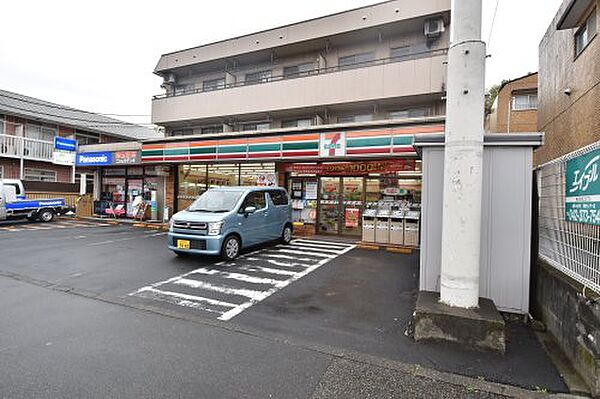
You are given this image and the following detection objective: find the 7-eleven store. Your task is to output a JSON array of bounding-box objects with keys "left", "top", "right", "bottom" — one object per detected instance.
[{"left": 141, "top": 121, "right": 444, "bottom": 237}]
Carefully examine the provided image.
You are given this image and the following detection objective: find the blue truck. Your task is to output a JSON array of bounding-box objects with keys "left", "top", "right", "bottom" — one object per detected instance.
[{"left": 0, "top": 179, "right": 67, "bottom": 223}]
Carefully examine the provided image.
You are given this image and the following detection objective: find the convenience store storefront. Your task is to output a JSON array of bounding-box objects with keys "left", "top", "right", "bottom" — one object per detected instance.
[{"left": 141, "top": 122, "right": 443, "bottom": 237}]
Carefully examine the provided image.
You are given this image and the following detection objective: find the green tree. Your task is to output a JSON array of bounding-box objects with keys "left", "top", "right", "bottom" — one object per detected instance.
[{"left": 485, "top": 79, "right": 509, "bottom": 116}]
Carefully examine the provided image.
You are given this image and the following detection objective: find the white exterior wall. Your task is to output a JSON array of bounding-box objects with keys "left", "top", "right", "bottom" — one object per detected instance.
[{"left": 419, "top": 144, "right": 534, "bottom": 314}]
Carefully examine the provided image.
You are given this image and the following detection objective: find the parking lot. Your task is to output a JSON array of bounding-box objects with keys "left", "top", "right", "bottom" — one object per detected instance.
[{"left": 0, "top": 219, "right": 567, "bottom": 397}]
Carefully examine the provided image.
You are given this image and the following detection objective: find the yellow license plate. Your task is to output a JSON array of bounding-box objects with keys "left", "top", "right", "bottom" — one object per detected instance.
[{"left": 176, "top": 239, "right": 191, "bottom": 249}]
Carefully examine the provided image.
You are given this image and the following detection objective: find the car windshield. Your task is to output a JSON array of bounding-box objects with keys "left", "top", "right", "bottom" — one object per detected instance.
[{"left": 188, "top": 190, "right": 243, "bottom": 212}]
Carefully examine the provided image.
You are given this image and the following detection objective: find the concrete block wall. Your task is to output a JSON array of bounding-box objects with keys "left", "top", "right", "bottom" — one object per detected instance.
[{"left": 532, "top": 260, "right": 600, "bottom": 396}]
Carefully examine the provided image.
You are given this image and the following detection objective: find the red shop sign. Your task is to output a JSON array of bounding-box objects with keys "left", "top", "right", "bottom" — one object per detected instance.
[{"left": 284, "top": 160, "right": 415, "bottom": 175}]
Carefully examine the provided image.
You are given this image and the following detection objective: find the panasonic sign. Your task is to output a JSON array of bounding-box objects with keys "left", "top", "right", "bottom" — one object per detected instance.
[{"left": 76, "top": 152, "right": 113, "bottom": 166}]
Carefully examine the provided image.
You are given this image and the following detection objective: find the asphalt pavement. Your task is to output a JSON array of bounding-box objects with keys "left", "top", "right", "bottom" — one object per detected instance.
[{"left": 0, "top": 218, "right": 570, "bottom": 398}]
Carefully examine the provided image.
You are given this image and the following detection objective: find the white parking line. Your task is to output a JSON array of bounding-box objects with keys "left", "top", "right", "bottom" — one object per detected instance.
[
  {"left": 274, "top": 248, "right": 334, "bottom": 258},
  {"left": 130, "top": 239, "right": 356, "bottom": 321},
  {"left": 173, "top": 278, "right": 266, "bottom": 300}
]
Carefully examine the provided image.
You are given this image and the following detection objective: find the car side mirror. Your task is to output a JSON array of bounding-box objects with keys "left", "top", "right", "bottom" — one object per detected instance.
[{"left": 243, "top": 206, "right": 257, "bottom": 215}]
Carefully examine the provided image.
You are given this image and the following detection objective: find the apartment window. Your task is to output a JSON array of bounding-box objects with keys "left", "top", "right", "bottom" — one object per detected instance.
[
  {"left": 389, "top": 107, "right": 431, "bottom": 119},
  {"left": 338, "top": 52, "right": 375, "bottom": 70},
  {"left": 283, "top": 62, "right": 314, "bottom": 78},
  {"left": 575, "top": 9, "right": 597, "bottom": 56},
  {"left": 200, "top": 125, "right": 223, "bottom": 134},
  {"left": 0, "top": 165, "right": 3, "bottom": 179},
  {"left": 512, "top": 94, "right": 538, "bottom": 110},
  {"left": 245, "top": 70, "right": 272, "bottom": 84},
  {"left": 75, "top": 133, "right": 100, "bottom": 146},
  {"left": 337, "top": 114, "right": 373, "bottom": 123},
  {"left": 281, "top": 118, "right": 313, "bottom": 128},
  {"left": 202, "top": 77, "right": 225, "bottom": 92},
  {"left": 24, "top": 168, "right": 57, "bottom": 182},
  {"left": 0, "top": 115, "right": 4, "bottom": 135},
  {"left": 174, "top": 84, "right": 195, "bottom": 95},
  {"left": 241, "top": 122, "right": 271, "bottom": 131},
  {"left": 25, "top": 124, "right": 56, "bottom": 142},
  {"left": 170, "top": 128, "right": 193, "bottom": 137}
]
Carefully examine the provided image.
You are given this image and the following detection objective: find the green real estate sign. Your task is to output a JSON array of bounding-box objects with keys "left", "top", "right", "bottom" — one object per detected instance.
[{"left": 565, "top": 147, "right": 600, "bottom": 225}]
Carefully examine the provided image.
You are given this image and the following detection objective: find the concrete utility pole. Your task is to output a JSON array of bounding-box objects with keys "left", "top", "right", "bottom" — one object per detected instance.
[{"left": 439, "top": 0, "right": 486, "bottom": 308}]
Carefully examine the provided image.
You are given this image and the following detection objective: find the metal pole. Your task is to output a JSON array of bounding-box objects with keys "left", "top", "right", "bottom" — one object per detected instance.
[{"left": 439, "top": 0, "right": 486, "bottom": 308}]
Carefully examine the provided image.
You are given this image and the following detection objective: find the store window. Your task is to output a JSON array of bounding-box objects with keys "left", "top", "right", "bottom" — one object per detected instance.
[
  {"left": 23, "top": 168, "right": 57, "bottom": 182},
  {"left": 178, "top": 165, "right": 208, "bottom": 211},
  {"left": 208, "top": 164, "right": 239, "bottom": 188},
  {"left": 240, "top": 163, "right": 276, "bottom": 186}
]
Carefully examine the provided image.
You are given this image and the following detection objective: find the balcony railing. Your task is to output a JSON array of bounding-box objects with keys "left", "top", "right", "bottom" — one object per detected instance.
[
  {"left": 0, "top": 134, "right": 54, "bottom": 162},
  {"left": 153, "top": 48, "right": 448, "bottom": 100}
]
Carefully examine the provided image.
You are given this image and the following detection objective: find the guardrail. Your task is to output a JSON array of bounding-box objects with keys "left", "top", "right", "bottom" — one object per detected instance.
[
  {"left": 153, "top": 48, "right": 449, "bottom": 100},
  {"left": 0, "top": 134, "right": 54, "bottom": 162}
]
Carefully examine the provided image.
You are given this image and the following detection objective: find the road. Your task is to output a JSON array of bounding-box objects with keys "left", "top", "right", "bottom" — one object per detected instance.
[{"left": 0, "top": 219, "right": 567, "bottom": 398}]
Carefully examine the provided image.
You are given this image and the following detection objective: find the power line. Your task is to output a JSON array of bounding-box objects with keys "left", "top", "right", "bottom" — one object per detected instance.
[
  {"left": 487, "top": 0, "right": 500, "bottom": 50},
  {"left": 0, "top": 91, "right": 150, "bottom": 119}
]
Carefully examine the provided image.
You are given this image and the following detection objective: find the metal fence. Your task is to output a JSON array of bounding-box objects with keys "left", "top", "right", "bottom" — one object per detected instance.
[{"left": 537, "top": 141, "right": 600, "bottom": 294}]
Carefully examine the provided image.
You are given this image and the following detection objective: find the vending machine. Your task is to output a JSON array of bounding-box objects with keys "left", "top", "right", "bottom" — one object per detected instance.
[
  {"left": 389, "top": 210, "right": 405, "bottom": 245},
  {"left": 403, "top": 210, "right": 420, "bottom": 247},
  {"left": 362, "top": 208, "right": 377, "bottom": 242},
  {"left": 375, "top": 208, "right": 391, "bottom": 244}
]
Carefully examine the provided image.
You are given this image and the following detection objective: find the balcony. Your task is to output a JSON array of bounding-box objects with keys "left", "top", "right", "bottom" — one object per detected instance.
[
  {"left": 0, "top": 134, "right": 54, "bottom": 162},
  {"left": 152, "top": 49, "right": 448, "bottom": 125}
]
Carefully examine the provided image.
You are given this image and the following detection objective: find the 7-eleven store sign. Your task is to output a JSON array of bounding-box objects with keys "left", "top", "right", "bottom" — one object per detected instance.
[{"left": 320, "top": 132, "right": 346, "bottom": 157}]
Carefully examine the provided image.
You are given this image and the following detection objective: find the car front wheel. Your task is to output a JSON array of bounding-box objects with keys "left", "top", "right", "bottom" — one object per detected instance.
[
  {"left": 281, "top": 225, "right": 293, "bottom": 244},
  {"left": 221, "top": 235, "right": 241, "bottom": 261}
]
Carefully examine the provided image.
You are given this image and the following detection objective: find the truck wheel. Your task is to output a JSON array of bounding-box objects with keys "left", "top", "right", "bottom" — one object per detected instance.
[
  {"left": 221, "top": 235, "right": 241, "bottom": 261},
  {"left": 38, "top": 209, "right": 54, "bottom": 223}
]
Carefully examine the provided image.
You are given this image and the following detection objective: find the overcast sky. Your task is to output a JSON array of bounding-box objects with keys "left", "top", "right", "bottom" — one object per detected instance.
[{"left": 0, "top": 0, "right": 563, "bottom": 125}]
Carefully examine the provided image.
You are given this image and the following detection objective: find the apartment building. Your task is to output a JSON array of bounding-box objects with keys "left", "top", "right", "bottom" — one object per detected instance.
[
  {"left": 0, "top": 89, "right": 159, "bottom": 186},
  {"left": 533, "top": 0, "right": 600, "bottom": 395},
  {"left": 486, "top": 72, "right": 538, "bottom": 134},
  {"left": 536, "top": 0, "right": 599, "bottom": 165},
  {"left": 80, "top": 0, "right": 449, "bottom": 233}
]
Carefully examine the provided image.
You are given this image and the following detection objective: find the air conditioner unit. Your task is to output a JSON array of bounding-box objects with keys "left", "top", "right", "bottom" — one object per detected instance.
[{"left": 424, "top": 18, "right": 445, "bottom": 39}]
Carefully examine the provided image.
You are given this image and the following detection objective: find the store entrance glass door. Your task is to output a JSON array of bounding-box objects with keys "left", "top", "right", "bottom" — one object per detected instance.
[
  {"left": 342, "top": 177, "right": 363, "bottom": 236},
  {"left": 317, "top": 177, "right": 364, "bottom": 236}
]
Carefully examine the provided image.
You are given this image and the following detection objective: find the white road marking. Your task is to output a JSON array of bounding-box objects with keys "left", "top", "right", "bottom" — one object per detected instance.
[
  {"left": 236, "top": 264, "right": 298, "bottom": 276},
  {"left": 130, "top": 239, "right": 357, "bottom": 321},
  {"left": 173, "top": 278, "right": 266, "bottom": 300},
  {"left": 136, "top": 287, "right": 236, "bottom": 313},
  {"left": 191, "top": 268, "right": 286, "bottom": 287},
  {"left": 289, "top": 240, "right": 353, "bottom": 251},
  {"left": 278, "top": 244, "right": 345, "bottom": 254},
  {"left": 292, "top": 239, "right": 354, "bottom": 248},
  {"left": 256, "top": 253, "right": 316, "bottom": 262},
  {"left": 274, "top": 248, "right": 334, "bottom": 258}
]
